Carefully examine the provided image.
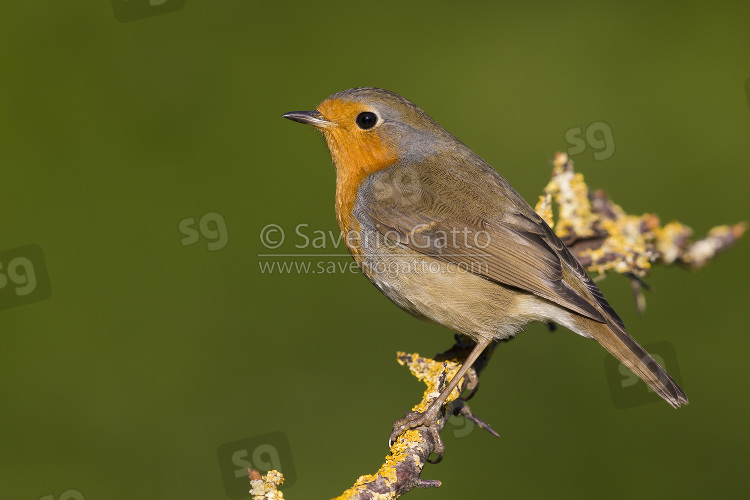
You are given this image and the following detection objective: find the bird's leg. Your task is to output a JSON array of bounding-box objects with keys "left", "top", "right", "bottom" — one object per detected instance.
[
  {"left": 435, "top": 334, "right": 484, "bottom": 400},
  {"left": 389, "top": 336, "right": 494, "bottom": 463}
]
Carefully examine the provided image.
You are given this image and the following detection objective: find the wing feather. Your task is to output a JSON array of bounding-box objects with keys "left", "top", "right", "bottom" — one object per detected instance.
[{"left": 361, "top": 156, "right": 624, "bottom": 327}]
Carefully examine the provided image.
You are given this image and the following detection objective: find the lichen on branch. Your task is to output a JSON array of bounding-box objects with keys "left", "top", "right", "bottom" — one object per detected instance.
[
  {"left": 249, "top": 469, "right": 284, "bottom": 500},
  {"left": 536, "top": 152, "right": 745, "bottom": 311}
]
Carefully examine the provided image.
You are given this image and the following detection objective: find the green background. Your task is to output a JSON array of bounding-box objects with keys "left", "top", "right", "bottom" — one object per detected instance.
[{"left": 2, "top": 2, "right": 749, "bottom": 499}]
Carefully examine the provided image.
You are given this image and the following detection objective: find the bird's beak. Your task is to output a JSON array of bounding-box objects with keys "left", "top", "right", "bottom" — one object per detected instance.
[{"left": 282, "top": 110, "right": 334, "bottom": 129}]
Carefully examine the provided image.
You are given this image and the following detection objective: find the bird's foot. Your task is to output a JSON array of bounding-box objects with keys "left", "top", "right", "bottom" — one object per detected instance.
[
  {"left": 389, "top": 337, "right": 495, "bottom": 464},
  {"left": 389, "top": 403, "right": 446, "bottom": 463},
  {"left": 460, "top": 366, "right": 480, "bottom": 401}
]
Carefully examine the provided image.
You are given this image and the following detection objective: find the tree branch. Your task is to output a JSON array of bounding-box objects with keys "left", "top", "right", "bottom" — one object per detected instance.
[{"left": 535, "top": 152, "right": 744, "bottom": 313}]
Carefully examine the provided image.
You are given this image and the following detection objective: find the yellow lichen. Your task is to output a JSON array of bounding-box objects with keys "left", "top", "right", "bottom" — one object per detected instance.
[
  {"left": 580, "top": 215, "right": 654, "bottom": 276},
  {"left": 537, "top": 153, "right": 598, "bottom": 240},
  {"left": 652, "top": 221, "right": 692, "bottom": 265},
  {"left": 396, "top": 352, "right": 462, "bottom": 410},
  {"left": 250, "top": 470, "right": 284, "bottom": 500},
  {"left": 535, "top": 192, "right": 555, "bottom": 229}
]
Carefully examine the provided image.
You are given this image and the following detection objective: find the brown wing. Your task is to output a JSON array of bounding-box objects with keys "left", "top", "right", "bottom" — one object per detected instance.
[{"left": 361, "top": 157, "right": 625, "bottom": 327}]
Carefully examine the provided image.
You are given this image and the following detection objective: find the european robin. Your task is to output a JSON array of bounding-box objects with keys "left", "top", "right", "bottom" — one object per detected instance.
[{"left": 283, "top": 87, "right": 687, "bottom": 458}]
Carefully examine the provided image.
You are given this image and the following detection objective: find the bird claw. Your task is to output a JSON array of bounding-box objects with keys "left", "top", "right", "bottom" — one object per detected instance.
[
  {"left": 389, "top": 408, "right": 446, "bottom": 463},
  {"left": 460, "top": 367, "right": 480, "bottom": 401}
]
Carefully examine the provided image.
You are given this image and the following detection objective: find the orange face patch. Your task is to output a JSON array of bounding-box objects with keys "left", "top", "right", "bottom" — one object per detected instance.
[{"left": 316, "top": 98, "right": 398, "bottom": 236}]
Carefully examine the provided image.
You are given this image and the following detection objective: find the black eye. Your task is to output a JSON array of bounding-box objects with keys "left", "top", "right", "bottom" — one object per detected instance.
[{"left": 356, "top": 111, "right": 378, "bottom": 130}]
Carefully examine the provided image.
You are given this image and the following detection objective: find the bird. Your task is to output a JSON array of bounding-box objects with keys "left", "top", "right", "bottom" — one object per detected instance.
[{"left": 283, "top": 87, "right": 688, "bottom": 459}]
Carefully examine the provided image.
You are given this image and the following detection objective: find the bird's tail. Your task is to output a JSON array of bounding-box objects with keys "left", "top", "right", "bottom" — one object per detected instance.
[{"left": 580, "top": 317, "right": 688, "bottom": 408}]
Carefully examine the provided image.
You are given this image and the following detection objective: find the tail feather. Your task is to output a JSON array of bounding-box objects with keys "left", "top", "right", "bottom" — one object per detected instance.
[{"left": 587, "top": 320, "right": 688, "bottom": 408}]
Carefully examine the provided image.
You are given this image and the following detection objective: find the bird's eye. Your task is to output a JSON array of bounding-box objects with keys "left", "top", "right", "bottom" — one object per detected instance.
[{"left": 355, "top": 111, "right": 378, "bottom": 130}]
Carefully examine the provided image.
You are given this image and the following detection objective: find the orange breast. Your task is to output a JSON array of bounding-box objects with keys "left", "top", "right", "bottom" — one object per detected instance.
[{"left": 316, "top": 99, "right": 398, "bottom": 255}]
